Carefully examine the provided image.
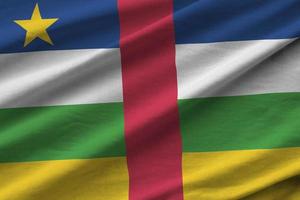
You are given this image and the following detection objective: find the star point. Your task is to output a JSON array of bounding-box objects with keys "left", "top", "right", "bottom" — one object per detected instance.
[{"left": 14, "top": 3, "right": 58, "bottom": 47}]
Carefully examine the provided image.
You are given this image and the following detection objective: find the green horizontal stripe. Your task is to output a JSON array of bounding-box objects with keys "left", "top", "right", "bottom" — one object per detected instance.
[
  {"left": 0, "top": 103, "right": 125, "bottom": 163},
  {"left": 179, "top": 93, "right": 300, "bottom": 152}
]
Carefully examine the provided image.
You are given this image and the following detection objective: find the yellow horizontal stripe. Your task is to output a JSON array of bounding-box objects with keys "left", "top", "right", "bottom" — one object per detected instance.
[
  {"left": 0, "top": 157, "right": 128, "bottom": 200},
  {"left": 183, "top": 147, "right": 300, "bottom": 200}
]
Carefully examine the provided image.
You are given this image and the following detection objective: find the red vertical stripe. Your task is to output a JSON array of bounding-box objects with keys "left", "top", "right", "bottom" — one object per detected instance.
[{"left": 118, "top": 0, "right": 184, "bottom": 199}]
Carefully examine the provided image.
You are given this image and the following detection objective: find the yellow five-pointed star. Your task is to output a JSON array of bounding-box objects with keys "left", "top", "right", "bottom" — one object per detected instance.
[{"left": 14, "top": 4, "right": 58, "bottom": 47}]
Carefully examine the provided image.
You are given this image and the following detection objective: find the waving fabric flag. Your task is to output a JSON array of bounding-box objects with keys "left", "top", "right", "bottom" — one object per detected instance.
[{"left": 0, "top": 0, "right": 300, "bottom": 199}]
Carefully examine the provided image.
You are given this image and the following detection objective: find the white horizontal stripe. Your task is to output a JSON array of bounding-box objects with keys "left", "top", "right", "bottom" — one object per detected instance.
[
  {"left": 176, "top": 39, "right": 300, "bottom": 99},
  {"left": 0, "top": 49, "right": 123, "bottom": 108}
]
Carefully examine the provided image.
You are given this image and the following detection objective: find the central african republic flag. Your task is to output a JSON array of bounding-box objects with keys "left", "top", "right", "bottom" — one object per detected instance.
[{"left": 0, "top": 0, "right": 300, "bottom": 199}]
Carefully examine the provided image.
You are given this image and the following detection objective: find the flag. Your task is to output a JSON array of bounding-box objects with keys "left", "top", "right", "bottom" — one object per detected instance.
[{"left": 0, "top": 0, "right": 300, "bottom": 199}]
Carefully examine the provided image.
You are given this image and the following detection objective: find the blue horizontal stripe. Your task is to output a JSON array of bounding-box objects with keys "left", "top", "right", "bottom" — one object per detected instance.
[
  {"left": 0, "top": 0, "right": 119, "bottom": 53},
  {"left": 174, "top": 0, "right": 300, "bottom": 44},
  {"left": 2, "top": 0, "right": 299, "bottom": 53}
]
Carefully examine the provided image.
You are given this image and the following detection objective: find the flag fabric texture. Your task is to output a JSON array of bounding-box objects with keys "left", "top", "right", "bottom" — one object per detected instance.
[{"left": 1, "top": 0, "right": 300, "bottom": 199}]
